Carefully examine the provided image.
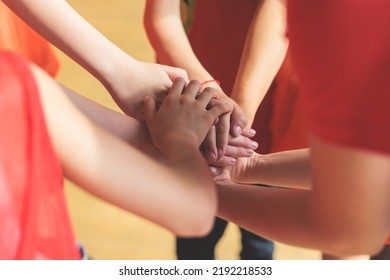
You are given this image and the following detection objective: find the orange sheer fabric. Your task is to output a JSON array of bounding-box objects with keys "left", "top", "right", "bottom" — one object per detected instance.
[
  {"left": 0, "top": 52, "right": 79, "bottom": 259},
  {"left": 0, "top": 3, "right": 59, "bottom": 77}
]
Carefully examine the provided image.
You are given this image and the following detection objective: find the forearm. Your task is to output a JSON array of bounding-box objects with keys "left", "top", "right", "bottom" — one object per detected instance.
[
  {"left": 217, "top": 181, "right": 382, "bottom": 255},
  {"left": 144, "top": 0, "right": 217, "bottom": 84},
  {"left": 163, "top": 139, "right": 216, "bottom": 189},
  {"left": 217, "top": 183, "right": 325, "bottom": 251},
  {"left": 242, "top": 149, "right": 311, "bottom": 189},
  {"left": 231, "top": 0, "right": 288, "bottom": 125},
  {"left": 68, "top": 126, "right": 216, "bottom": 237},
  {"left": 3, "top": 0, "right": 134, "bottom": 86},
  {"left": 34, "top": 65, "right": 215, "bottom": 237},
  {"left": 60, "top": 84, "right": 162, "bottom": 160}
]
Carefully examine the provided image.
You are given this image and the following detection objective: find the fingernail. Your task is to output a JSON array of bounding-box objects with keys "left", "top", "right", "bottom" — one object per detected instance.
[
  {"left": 234, "top": 125, "right": 242, "bottom": 135},
  {"left": 249, "top": 129, "right": 256, "bottom": 136},
  {"left": 251, "top": 141, "right": 258, "bottom": 149},
  {"left": 229, "top": 158, "right": 236, "bottom": 164},
  {"left": 246, "top": 149, "right": 254, "bottom": 155}
]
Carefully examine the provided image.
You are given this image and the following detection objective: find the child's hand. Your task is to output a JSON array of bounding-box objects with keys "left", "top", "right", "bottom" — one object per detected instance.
[
  {"left": 200, "top": 88, "right": 248, "bottom": 162},
  {"left": 202, "top": 128, "right": 259, "bottom": 166},
  {"left": 144, "top": 78, "right": 232, "bottom": 155},
  {"left": 210, "top": 156, "right": 251, "bottom": 183},
  {"left": 105, "top": 60, "right": 188, "bottom": 121}
]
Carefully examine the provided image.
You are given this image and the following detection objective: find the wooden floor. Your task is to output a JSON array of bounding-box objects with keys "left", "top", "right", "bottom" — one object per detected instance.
[{"left": 56, "top": 0, "right": 320, "bottom": 260}]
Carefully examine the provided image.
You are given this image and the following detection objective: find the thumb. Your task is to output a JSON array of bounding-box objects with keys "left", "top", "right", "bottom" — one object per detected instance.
[{"left": 143, "top": 96, "right": 157, "bottom": 122}]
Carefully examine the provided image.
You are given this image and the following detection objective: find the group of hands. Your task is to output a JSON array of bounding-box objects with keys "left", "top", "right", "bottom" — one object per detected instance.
[{"left": 106, "top": 60, "right": 259, "bottom": 183}]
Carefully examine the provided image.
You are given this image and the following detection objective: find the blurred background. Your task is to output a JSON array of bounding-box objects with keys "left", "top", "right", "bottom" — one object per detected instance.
[{"left": 56, "top": 0, "right": 320, "bottom": 260}]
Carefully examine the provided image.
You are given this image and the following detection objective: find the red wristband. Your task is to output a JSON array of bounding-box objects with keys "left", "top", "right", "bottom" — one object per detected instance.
[{"left": 201, "top": 79, "right": 221, "bottom": 86}]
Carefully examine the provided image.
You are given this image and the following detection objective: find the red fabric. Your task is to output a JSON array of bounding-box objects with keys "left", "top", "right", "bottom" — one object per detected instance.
[
  {"left": 0, "top": 3, "right": 59, "bottom": 77},
  {"left": 287, "top": 0, "right": 390, "bottom": 155},
  {"left": 188, "top": 0, "right": 308, "bottom": 154},
  {"left": 0, "top": 51, "right": 79, "bottom": 259}
]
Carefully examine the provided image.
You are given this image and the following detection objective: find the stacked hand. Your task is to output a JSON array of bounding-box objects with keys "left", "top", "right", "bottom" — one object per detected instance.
[
  {"left": 104, "top": 59, "right": 189, "bottom": 121},
  {"left": 143, "top": 77, "right": 258, "bottom": 177},
  {"left": 199, "top": 88, "right": 258, "bottom": 181},
  {"left": 200, "top": 87, "right": 250, "bottom": 162},
  {"left": 144, "top": 78, "right": 233, "bottom": 155}
]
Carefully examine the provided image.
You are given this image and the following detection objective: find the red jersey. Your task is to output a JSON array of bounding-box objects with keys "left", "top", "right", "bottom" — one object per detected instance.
[{"left": 287, "top": 0, "right": 390, "bottom": 155}]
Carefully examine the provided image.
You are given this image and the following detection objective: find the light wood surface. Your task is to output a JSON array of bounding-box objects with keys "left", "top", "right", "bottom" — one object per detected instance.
[{"left": 56, "top": 0, "right": 320, "bottom": 260}]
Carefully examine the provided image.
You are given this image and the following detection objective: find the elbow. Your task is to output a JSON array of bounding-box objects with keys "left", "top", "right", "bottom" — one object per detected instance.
[
  {"left": 176, "top": 214, "right": 215, "bottom": 238},
  {"left": 172, "top": 192, "right": 217, "bottom": 237}
]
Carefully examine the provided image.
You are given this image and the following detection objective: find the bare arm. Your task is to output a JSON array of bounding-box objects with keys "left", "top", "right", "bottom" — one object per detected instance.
[
  {"left": 2, "top": 0, "right": 188, "bottom": 120},
  {"left": 32, "top": 66, "right": 231, "bottom": 237},
  {"left": 60, "top": 85, "right": 162, "bottom": 160},
  {"left": 217, "top": 136, "right": 390, "bottom": 255},
  {"left": 230, "top": 0, "right": 288, "bottom": 126},
  {"left": 144, "top": 0, "right": 213, "bottom": 84},
  {"left": 219, "top": 149, "right": 311, "bottom": 189}
]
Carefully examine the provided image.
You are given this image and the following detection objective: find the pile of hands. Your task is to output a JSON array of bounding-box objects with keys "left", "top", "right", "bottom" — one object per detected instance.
[
  {"left": 142, "top": 77, "right": 257, "bottom": 183},
  {"left": 105, "top": 61, "right": 257, "bottom": 183}
]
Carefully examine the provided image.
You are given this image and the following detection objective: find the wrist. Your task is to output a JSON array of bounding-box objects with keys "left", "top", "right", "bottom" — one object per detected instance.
[
  {"left": 200, "top": 79, "right": 222, "bottom": 92},
  {"left": 98, "top": 51, "right": 137, "bottom": 92},
  {"left": 156, "top": 135, "right": 199, "bottom": 159},
  {"left": 236, "top": 153, "right": 265, "bottom": 184},
  {"left": 163, "top": 140, "right": 203, "bottom": 166}
]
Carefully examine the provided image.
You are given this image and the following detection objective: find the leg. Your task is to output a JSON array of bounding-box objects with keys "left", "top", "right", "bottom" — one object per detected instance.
[{"left": 176, "top": 217, "right": 228, "bottom": 260}]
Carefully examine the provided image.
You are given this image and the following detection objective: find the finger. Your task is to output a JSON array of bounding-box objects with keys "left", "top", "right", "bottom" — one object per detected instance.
[
  {"left": 197, "top": 87, "right": 218, "bottom": 108},
  {"left": 206, "top": 97, "right": 219, "bottom": 110},
  {"left": 207, "top": 102, "right": 233, "bottom": 124},
  {"left": 210, "top": 156, "right": 236, "bottom": 167},
  {"left": 209, "top": 165, "right": 220, "bottom": 176},
  {"left": 228, "top": 134, "right": 258, "bottom": 150},
  {"left": 203, "top": 125, "right": 218, "bottom": 163},
  {"left": 160, "top": 64, "right": 189, "bottom": 82},
  {"left": 241, "top": 127, "right": 256, "bottom": 138},
  {"left": 143, "top": 96, "right": 157, "bottom": 122},
  {"left": 169, "top": 77, "right": 187, "bottom": 97},
  {"left": 212, "top": 168, "right": 231, "bottom": 181},
  {"left": 215, "top": 112, "right": 230, "bottom": 158},
  {"left": 224, "top": 145, "right": 254, "bottom": 158},
  {"left": 230, "top": 104, "right": 248, "bottom": 137},
  {"left": 182, "top": 80, "right": 201, "bottom": 99}
]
